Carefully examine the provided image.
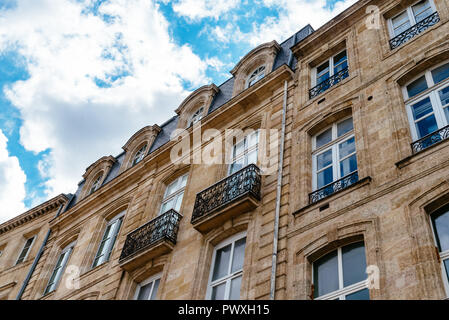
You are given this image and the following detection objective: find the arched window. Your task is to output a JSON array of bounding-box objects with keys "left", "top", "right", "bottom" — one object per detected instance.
[
  {"left": 132, "top": 144, "right": 147, "bottom": 166},
  {"left": 188, "top": 107, "right": 204, "bottom": 127},
  {"left": 207, "top": 232, "right": 246, "bottom": 300},
  {"left": 246, "top": 66, "right": 265, "bottom": 88},
  {"left": 430, "top": 204, "right": 449, "bottom": 296},
  {"left": 312, "top": 241, "right": 369, "bottom": 300},
  {"left": 89, "top": 173, "right": 103, "bottom": 195}
]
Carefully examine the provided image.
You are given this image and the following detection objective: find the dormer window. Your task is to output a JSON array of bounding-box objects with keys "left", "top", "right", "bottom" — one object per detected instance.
[
  {"left": 188, "top": 107, "right": 204, "bottom": 127},
  {"left": 132, "top": 144, "right": 147, "bottom": 166},
  {"left": 89, "top": 173, "right": 103, "bottom": 195},
  {"left": 246, "top": 66, "right": 265, "bottom": 89}
]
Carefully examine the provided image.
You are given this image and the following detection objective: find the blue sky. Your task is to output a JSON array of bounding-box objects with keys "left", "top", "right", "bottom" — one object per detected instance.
[{"left": 0, "top": 0, "right": 357, "bottom": 223}]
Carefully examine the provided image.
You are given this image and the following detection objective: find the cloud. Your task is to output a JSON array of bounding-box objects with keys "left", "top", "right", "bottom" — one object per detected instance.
[
  {"left": 0, "top": 0, "right": 217, "bottom": 199},
  {"left": 0, "top": 129, "right": 26, "bottom": 223},
  {"left": 171, "top": 0, "right": 241, "bottom": 20}
]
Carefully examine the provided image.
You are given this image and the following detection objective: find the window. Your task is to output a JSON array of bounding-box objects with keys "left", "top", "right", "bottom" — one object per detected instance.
[
  {"left": 132, "top": 144, "right": 147, "bottom": 166},
  {"left": 430, "top": 205, "right": 449, "bottom": 296},
  {"left": 89, "top": 173, "right": 103, "bottom": 195},
  {"left": 15, "top": 236, "right": 35, "bottom": 265},
  {"left": 228, "top": 130, "right": 258, "bottom": 175},
  {"left": 312, "top": 117, "right": 357, "bottom": 191},
  {"left": 160, "top": 174, "right": 188, "bottom": 214},
  {"left": 389, "top": 0, "right": 436, "bottom": 37},
  {"left": 44, "top": 242, "right": 75, "bottom": 295},
  {"left": 207, "top": 233, "right": 246, "bottom": 300},
  {"left": 246, "top": 66, "right": 265, "bottom": 88},
  {"left": 313, "top": 241, "right": 369, "bottom": 300},
  {"left": 188, "top": 107, "right": 204, "bottom": 127},
  {"left": 403, "top": 61, "right": 449, "bottom": 144},
  {"left": 135, "top": 273, "right": 162, "bottom": 300},
  {"left": 92, "top": 212, "right": 124, "bottom": 268},
  {"left": 314, "top": 50, "right": 348, "bottom": 87}
]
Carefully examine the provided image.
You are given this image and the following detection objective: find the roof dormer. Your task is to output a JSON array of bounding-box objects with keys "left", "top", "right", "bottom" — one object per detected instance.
[
  {"left": 80, "top": 155, "right": 116, "bottom": 199},
  {"left": 230, "top": 40, "right": 281, "bottom": 97}
]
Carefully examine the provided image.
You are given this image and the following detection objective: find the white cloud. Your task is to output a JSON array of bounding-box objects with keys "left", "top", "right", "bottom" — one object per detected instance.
[
  {"left": 0, "top": 129, "right": 27, "bottom": 224},
  {"left": 172, "top": 0, "right": 241, "bottom": 20},
  {"left": 0, "top": 0, "right": 218, "bottom": 199}
]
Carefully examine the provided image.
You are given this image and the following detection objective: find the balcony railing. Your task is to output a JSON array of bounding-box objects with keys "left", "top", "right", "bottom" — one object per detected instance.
[
  {"left": 411, "top": 125, "right": 449, "bottom": 154},
  {"left": 191, "top": 164, "right": 261, "bottom": 227},
  {"left": 309, "top": 67, "right": 349, "bottom": 99},
  {"left": 389, "top": 12, "right": 440, "bottom": 50},
  {"left": 119, "top": 209, "right": 181, "bottom": 265},
  {"left": 309, "top": 171, "right": 359, "bottom": 204}
]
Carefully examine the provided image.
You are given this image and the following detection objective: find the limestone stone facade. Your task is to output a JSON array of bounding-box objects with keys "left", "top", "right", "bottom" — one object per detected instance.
[{"left": 1, "top": 0, "right": 449, "bottom": 300}]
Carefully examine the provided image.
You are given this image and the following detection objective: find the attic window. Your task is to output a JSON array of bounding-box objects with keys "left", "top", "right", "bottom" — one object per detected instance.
[
  {"left": 188, "top": 106, "right": 204, "bottom": 127},
  {"left": 132, "top": 144, "right": 147, "bottom": 166},
  {"left": 89, "top": 173, "right": 103, "bottom": 195},
  {"left": 246, "top": 66, "right": 266, "bottom": 88}
]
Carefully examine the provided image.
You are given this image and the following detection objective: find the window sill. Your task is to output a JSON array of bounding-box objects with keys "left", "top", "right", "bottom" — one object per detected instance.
[
  {"left": 293, "top": 176, "right": 372, "bottom": 216},
  {"left": 395, "top": 136, "right": 449, "bottom": 169}
]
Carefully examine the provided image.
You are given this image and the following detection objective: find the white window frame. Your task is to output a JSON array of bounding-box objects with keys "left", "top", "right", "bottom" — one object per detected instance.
[
  {"left": 132, "top": 144, "right": 148, "bottom": 166},
  {"left": 403, "top": 60, "right": 449, "bottom": 141},
  {"left": 245, "top": 65, "right": 266, "bottom": 89},
  {"left": 228, "top": 130, "right": 259, "bottom": 175},
  {"left": 89, "top": 172, "right": 103, "bottom": 195},
  {"left": 387, "top": 0, "right": 437, "bottom": 38},
  {"left": 15, "top": 235, "right": 36, "bottom": 265},
  {"left": 311, "top": 116, "right": 357, "bottom": 191},
  {"left": 188, "top": 106, "right": 204, "bottom": 127},
  {"left": 92, "top": 211, "right": 125, "bottom": 268},
  {"left": 159, "top": 174, "right": 188, "bottom": 215},
  {"left": 312, "top": 242, "right": 369, "bottom": 300},
  {"left": 206, "top": 231, "right": 247, "bottom": 300},
  {"left": 43, "top": 241, "right": 75, "bottom": 295},
  {"left": 429, "top": 210, "right": 449, "bottom": 298},
  {"left": 134, "top": 272, "right": 162, "bottom": 300},
  {"left": 311, "top": 49, "right": 348, "bottom": 87}
]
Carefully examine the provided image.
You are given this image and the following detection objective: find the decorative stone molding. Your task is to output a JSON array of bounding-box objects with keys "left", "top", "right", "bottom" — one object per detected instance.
[
  {"left": 80, "top": 155, "right": 116, "bottom": 199},
  {"left": 230, "top": 40, "right": 281, "bottom": 97}
]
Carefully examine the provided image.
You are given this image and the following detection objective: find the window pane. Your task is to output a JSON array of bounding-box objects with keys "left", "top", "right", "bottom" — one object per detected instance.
[
  {"left": 432, "top": 208, "right": 449, "bottom": 252},
  {"left": 229, "top": 157, "right": 244, "bottom": 175},
  {"left": 338, "top": 137, "right": 356, "bottom": 159},
  {"left": 174, "top": 192, "right": 184, "bottom": 212},
  {"left": 340, "top": 154, "right": 357, "bottom": 177},
  {"left": 317, "top": 61, "right": 330, "bottom": 84},
  {"left": 313, "top": 250, "right": 339, "bottom": 298},
  {"left": 406, "top": 76, "right": 428, "bottom": 98},
  {"left": 231, "top": 237, "right": 246, "bottom": 273},
  {"left": 230, "top": 276, "right": 242, "bottom": 300},
  {"left": 137, "top": 283, "right": 152, "bottom": 300},
  {"left": 211, "top": 283, "right": 226, "bottom": 300},
  {"left": 160, "top": 198, "right": 173, "bottom": 214},
  {"left": 337, "top": 118, "right": 353, "bottom": 137},
  {"left": 317, "top": 166, "right": 334, "bottom": 189},
  {"left": 213, "top": 244, "right": 232, "bottom": 281},
  {"left": 438, "top": 86, "right": 449, "bottom": 108},
  {"left": 248, "top": 131, "right": 258, "bottom": 148},
  {"left": 346, "top": 288, "right": 370, "bottom": 300},
  {"left": 234, "top": 139, "right": 245, "bottom": 158},
  {"left": 392, "top": 11, "right": 411, "bottom": 35},
  {"left": 342, "top": 242, "right": 367, "bottom": 287},
  {"left": 412, "top": 0, "right": 432, "bottom": 22},
  {"left": 316, "top": 129, "right": 332, "bottom": 148},
  {"left": 432, "top": 63, "right": 449, "bottom": 84},
  {"left": 247, "top": 149, "right": 257, "bottom": 166},
  {"left": 150, "top": 279, "right": 160, "bottom": 300},
  {"left": 317, "top": 149, "right": 333, "bottom": 170},
  {"left": 333, "top": 51, "right": 348, "bottom": 74},
  {"left": 416, "top": 114, "right": 438, "bottom": 138}
]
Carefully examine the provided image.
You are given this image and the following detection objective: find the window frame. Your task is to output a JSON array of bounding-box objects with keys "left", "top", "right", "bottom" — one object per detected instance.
[
  {"left": 206, "top": 231, "right": 247, "bottom": 300},
  {"left": 227, "top": 130, "right": 259, "bottom": 176},
  {"left": 311, "top": 116, "right": 357, "bottom": 191},
  {"left": 89, "top": 172, "right": 103, "bottom": 195},
  {"left": 43, "top": 241, "right": 75, "bottom": 295},
  {"left": 245, "top": 65, "right": 266, "bottom": 89},
  {"left": 311, "top": 49, "right": 348, "bottom": 87},
  {"left": 91, "top": 211, "right": 125, "bottom": 268},
  {"left": 312, "top": 241, "right": 369, "bottom": 300},
  {"left": 132, "top": 143, "right": 148, "bottom": 166},
  {"left": 15, "top": 235, "right": 36, "bottom": 265},
  {"left": 429, "top": 206, "right": 449, "bottom": 298},
  {"left": 159, "top": 174, "right": 188, "bottom": 215},
  {"left": 134, "top": 272, "right": 162, "bottom": 300},
  {"left": 387, "top": 0, "right": 437, "bottom": 38},
  {"left": 402, "top": 60, "right": 449, "bottom": 141},
  {"left": 188, "top": 106, "right": 205, "bottom": 128}
]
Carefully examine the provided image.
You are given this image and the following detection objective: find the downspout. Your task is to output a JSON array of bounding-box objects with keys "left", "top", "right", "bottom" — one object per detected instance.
[{"left": 15, "top": 201, "right": 66, "bottom": 300}]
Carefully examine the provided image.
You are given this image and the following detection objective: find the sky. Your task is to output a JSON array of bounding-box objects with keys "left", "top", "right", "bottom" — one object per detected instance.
[{"left": 0, "top": 0, "right": 358, "bottom": 223}]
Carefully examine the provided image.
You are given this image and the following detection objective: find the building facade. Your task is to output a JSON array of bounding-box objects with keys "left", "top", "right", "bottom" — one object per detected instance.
[{"left": 1, "top": 0, "right": 449, "bottom": 300}]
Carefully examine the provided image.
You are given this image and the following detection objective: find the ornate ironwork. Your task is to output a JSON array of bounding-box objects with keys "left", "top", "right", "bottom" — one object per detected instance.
[
  {"left": 389, "top": 12, "right": 440, "bottom": 50},
  {"left": 411, "top": 125, "right": 449, "bottom": 154},
  {"left": 119, "top": 209, "right": 181, "bottom": 262},
  {"left": 191, "top": 164, "right": 261, "bottom": 223},
  {"left": 309, "top": 171, "right": 359, "bottom": 204},
  {"left": 309, "top": 67, "right": 349, "bottom": 99}
]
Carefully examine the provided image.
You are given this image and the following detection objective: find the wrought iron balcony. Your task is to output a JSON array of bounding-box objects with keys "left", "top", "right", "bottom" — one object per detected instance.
[
  {"left": 119, "top": 209, "right": 181, "bottom": 271},
  {"left": 191, "top": 164, "right": 261, "bottom": 233},
  {"left": 309, "top": 67, "right": 349, "bottom": 99},
  {"left": 411, "top": 125, "right": 449, "bottom": 154},
  {"left": 309, "top": 171, "right": 359, "bottom": 204},
  {"left": 389, "top": 12, "right": 440, "bottom": 50}
]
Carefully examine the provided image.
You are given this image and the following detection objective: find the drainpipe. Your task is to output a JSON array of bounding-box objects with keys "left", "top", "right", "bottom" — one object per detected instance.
[
  {"left": 15, "top": 202, "right": 65, "bottom": 300},
  {"left": 270, "top": 79, "right": 288, "bottom": 300}
]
